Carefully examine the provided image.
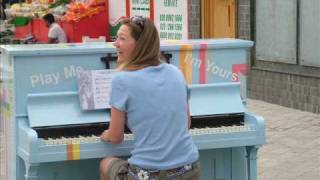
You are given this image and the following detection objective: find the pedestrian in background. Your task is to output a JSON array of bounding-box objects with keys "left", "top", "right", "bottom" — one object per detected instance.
[{"left": 43, "top": 13, "right": 67, "bottom": 43}]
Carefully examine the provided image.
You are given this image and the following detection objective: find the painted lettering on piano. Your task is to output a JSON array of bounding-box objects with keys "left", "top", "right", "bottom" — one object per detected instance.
[
  {"left": 64, "top": 65, "right": 85, "bottom": 79},
  {"left": 30, "top": 65, "right": 84, "bottom": 87},
  {"left": 182, "top": 56, "right": 238, "bottom": 82},
  {"left": 30, "top": 72, "right": 60, "bottom": 87}
]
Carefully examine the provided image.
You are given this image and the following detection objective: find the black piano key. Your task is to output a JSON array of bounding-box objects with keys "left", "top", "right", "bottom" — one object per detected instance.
[{"left": 190, "top": 113, "right": 244, "bottom": 129}]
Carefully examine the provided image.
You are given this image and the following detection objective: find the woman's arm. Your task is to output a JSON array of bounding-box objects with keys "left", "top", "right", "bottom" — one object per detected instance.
[{"left": 100, "top": 107, "right": 126, "bottom": 144}]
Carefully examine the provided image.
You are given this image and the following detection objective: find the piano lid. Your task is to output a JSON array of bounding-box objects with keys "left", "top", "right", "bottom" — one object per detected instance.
[
  {"left": 27, "top": 91, "right": 110, "bottom": 128},
  {"left": 189, "top": 82, "right": 245, "bottom": 116}
]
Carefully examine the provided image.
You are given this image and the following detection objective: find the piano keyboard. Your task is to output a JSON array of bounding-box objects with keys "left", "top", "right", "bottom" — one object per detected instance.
[
  {"left": 42, "top": 125, "right": 253, "bottom": 146},
  {"left": 43, "top": 134, "right": 134, "bottom": 146}
]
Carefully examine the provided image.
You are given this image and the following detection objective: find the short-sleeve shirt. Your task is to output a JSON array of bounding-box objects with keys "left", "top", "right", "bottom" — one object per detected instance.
[
  {"left": 48, "top": 23, "right": 67, "bottom": 43},
  {"left": 110, "top": 63, "right": 199, "bottom": 170}
]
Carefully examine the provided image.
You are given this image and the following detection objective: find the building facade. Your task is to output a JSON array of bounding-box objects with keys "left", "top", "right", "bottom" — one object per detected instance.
[{"left": 188, "top": 0, "right": 320, "bottom": 113}]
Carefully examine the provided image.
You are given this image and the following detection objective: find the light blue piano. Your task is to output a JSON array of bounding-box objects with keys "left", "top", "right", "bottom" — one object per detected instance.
[{"left": 0, "top": 39, "right": 265, "bottom": 180}]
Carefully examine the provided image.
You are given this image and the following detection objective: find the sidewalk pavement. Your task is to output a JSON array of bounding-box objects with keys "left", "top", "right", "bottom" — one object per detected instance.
[
  {"left": 247, "top": 99, "right": 320, "bottom": 180},
  {"left": 1, "top": 99, "right": 319, "bottom": 180}
]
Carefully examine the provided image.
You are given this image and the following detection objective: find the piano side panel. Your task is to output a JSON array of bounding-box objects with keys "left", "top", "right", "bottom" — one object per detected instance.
[
  {"left": 199, "top": 147, "right": 247, "bottom": 180},
  {"left": 0, "top": 51, "right": 16, "bottom": 180}
]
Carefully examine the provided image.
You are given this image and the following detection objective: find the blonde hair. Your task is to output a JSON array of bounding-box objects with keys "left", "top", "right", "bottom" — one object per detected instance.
[{"left": 118, "top": 17, "right": 160, "bottom": 71}]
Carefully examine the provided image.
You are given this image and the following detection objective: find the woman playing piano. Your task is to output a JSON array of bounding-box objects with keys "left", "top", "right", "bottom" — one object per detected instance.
[{"left": 99, "top": 16, "right": 200, "bottom": 180}]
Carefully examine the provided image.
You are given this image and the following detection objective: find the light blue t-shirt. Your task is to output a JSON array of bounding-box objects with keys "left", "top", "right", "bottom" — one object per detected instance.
[{"left": 110, "top": 63, "right": 199, "bottom": 170}]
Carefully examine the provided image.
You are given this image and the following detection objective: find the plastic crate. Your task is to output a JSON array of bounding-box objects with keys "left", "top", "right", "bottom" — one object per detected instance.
[
  {"left": 14, "top": 22, "right": 32, "bottom": 39},
  {"left": 61, "top": 11, "right": 109, "bottom": 42}
]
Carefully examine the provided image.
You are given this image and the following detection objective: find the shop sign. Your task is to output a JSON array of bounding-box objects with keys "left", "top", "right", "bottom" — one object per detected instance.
[{"left": 108, "top": 0, "right": 188, "bottom": 40}]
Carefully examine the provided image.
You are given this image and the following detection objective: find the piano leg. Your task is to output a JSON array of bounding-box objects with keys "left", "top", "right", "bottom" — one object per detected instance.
[
  {"left": 246, "top": 146, "right": 259, "bottom": 180},
  {"left": 24, "top": 162, "right": 40, "bottom": 180}
]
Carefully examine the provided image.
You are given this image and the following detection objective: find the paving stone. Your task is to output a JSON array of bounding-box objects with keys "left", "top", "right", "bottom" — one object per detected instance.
[{"left": 248, "top": 99, "right": 320, "bottom": 180}]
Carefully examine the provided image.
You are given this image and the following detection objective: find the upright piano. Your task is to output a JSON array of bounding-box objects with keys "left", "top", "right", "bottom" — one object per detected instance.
[{"left": 0, "top": 39, "right": 265, "bottom": 180}]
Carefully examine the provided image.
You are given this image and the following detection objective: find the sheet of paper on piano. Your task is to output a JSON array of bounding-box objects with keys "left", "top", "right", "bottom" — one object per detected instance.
[{"left": 78, "top": 69, "right": 118, "bottom": 110}]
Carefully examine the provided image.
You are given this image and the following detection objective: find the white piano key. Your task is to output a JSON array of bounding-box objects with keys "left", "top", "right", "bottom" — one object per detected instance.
[
  {"left": 60, "top": 137, "right": 67, "bottom": 144},
  {"left": 189, "top": 124, "right": 254, "bottom": 136}
]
